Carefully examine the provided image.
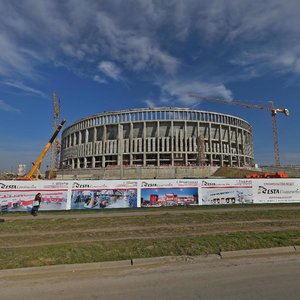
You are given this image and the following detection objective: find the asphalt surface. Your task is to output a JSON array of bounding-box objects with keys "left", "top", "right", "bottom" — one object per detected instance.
[{"left": 0, "top": 251, "right": 299, "bottom": 300}]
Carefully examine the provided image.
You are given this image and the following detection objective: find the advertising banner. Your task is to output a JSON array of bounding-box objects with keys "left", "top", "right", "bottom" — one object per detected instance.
[
  {"left": 140, "top": 179, "right": 199, "bottom": 207},
  {"left": 0, "top": 181, "right": 69, "bottom": 212},
  {"left": 200, "top": 179, "right": 254, "bottom": 205},
  {"left": 1, "top": 178, "right": 299, "bottom": 212},
  {"left": 253, "top": 179, "right": 300, "bottom": 203},
  {"left": 70, "top": 180, "right": 138, "bottom": 209}
]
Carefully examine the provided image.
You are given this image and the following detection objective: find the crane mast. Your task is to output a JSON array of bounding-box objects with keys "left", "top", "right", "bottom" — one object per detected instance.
[
  {"left": 189, "top": 94, "right": 289, "bottom": 166},
  {"left": 49, "top": 91, "right": 61, "bottom": 178},
  {"left": 269, "top": 101, "right": 281, "bottom": 166}
]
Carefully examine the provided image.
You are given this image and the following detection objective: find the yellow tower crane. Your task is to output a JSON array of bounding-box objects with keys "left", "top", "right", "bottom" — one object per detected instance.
[
  {"left": 49, "top": 91, "right": 61, "bottom": 179},
  {"left": 189, "top": 94, "right": 289, "bottom": 166}
]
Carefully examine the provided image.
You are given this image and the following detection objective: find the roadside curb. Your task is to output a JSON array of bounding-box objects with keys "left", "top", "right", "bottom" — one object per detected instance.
[
  {"left": 0, "top": 246, "right": 298, "bottom": 278},
  {"left": 220, "top": 246, "right": 297, "bottom": 259}
]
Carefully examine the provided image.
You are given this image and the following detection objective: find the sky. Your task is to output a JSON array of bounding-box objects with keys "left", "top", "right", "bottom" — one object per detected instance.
[{"left": 0, "top": 0, "right": 300, "bottom": 172}]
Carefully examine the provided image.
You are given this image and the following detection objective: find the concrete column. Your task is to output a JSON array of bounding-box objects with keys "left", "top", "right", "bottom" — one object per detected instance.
[
  {"left": 143, "top": 122, "right": 146, "bottom": 166},
  {"left": 228, "top": 126, "right": 232, "bottom": 166},
  {"left": 157, "top": 121, "right": 160, "bottom": 167},
  {"left": 102, "top": 125, "right": 107, "bottom": 168},
  {"left": 93, "top": 127, "right": 97, "bottom": 155},
  {"left": 208, "top": 122, "right": 213, "bottom": 165},
  {"left": 79, "top": 131, "right": 82, "bottom": 145},
  {"left": 73, "top": 132, "right": 77, "bottom": 146},
  {"left": 240, "top": 129, "right": 245, "bottom": 166},
  {"left": 171, "top": 120, "right": 174, "bottom": 166},
  {"left": 184, "top": 121, "right": 188, "bottom": 166},
  {"left": 86, "top": 129, "right": 89, "bottom": 144},
  {"left": 236, "top": 127, "right": 240, "bottom": 166},
  {"left": 219, "top": 124, "right": 223, "bottom": 166},
  {"left": 130, "top": 122, "right": 133, "bottom": 166}
]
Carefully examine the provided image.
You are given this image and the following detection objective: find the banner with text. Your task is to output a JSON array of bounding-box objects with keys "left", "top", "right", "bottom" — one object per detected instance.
[
  {"left": 70, "top": 180, "right": 138, "bottom": 209},
  {"left": 1, "top": 178, "right": 300, "bottom": 212},
  {"left": 253, "top": 179, "right": 300, "bottom": 203},
  {"left": 200, "top": 179, "right": 254, "bottom": 205},
  {"left": 0, "top": 181, "right": 69, "bottom": 212},
  {"left": 140, "top": 179, "right": 199, "bottom": 207}
]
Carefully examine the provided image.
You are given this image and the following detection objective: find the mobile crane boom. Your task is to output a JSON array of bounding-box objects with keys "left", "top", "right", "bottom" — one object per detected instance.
[{"left": 17, "top": 120, "right": 66, "bottom": 180}]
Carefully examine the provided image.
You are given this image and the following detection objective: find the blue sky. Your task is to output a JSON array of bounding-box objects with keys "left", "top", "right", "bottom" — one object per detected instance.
[{"left": 0, "top": 0, "right": 299, "bottom": 172}]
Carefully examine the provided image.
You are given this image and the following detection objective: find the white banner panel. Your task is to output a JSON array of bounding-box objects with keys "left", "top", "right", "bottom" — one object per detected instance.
[
  {"left": 70, "top": 180, "right": 138, "bottom": 209},
  {"left": 0, "top": 181, "right": 69, "bottom": 212},
  {"left": 1, "top": 178, "right": 299, "bottom": 212},
  {"left": 200, "top": 179, "right": 254, "bottom": 205},
  {"left": 253, "top": 179, "right": 300, "bottom": 203},
  {"left": 140, "top": 179, "right": 199, "bottom": 207}
]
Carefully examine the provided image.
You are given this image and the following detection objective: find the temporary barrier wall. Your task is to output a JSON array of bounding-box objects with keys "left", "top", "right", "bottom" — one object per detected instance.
[
  {"left": 200, "top": 179, "right": 253, "bottom": 205},
  {"left": 1, "top": 179, "right": 300, "bottom": 212},
  {"left": 0, "top": 181, "right": 69, "bottom": 212},
  {"left": 140, "top": 179, "right": 199, "bottom": 207},
  {"left": 252, "top": 179, "right": 300, "bottom": 204},
  {"left": 70, "top": 180, "right": 138, "bottom": 210}
]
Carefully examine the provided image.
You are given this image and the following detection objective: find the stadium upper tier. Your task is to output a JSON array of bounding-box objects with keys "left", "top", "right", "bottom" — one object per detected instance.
[{"left": 60, "top": 107, "right": 254, "bottom": 169}]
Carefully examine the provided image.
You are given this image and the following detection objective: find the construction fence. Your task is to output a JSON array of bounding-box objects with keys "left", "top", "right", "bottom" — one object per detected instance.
[{"left": 1, "top": 178, "right": 300, "bottom": 212}]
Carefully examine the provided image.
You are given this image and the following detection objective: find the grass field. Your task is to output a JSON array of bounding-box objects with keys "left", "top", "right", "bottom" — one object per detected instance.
[{"left": 0, "top": 205, "right": 299, "bottom": 270}]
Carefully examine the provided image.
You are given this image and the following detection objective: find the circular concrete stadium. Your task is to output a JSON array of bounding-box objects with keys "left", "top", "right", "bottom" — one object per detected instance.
[{"left": 60, "top": 107, "right": 254, "bottom": 172}]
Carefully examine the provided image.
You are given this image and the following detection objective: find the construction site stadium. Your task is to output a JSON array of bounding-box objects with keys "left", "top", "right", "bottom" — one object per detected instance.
[
  {"left": 55, "top": 107, "right": 253, "bottom": 180},
  {"left": 52, "top": 105, "right": 297, "bottom": 180},
  {"left": 4, "top": 92, "right": 298, "bottom": 181}
]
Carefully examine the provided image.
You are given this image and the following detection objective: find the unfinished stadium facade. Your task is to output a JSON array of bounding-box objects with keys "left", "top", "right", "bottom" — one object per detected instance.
[{"left": 60, "top": 107, "right": 254, "bottom": 172}]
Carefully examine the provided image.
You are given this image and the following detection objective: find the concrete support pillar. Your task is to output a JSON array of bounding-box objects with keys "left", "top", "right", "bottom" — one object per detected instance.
[
  {"left": 130, "top": 123, "right": 133, "bottom": 166},
  {"left": 184, "top": 121, "right": 188, "bottom": 166},
  {"left": 208, "top": 122, "right": 213, "bottom": 165},
  {"left": 157, "top": 121, "right": 160, "bottom": 167},
  {"left": 102, "top": 125, "right": 107, "bottom": 168},
  {"left": 228, "top": 126, "right": 232, "bottom": 166},
  {"left": 171, "top": 121, "right": 174, "bottom": 166},
  {"left": 143, "top": 122, "right": 146, "bottom": 166},
  {"left": 219, "top": 124, "right": 223, "bottom": 166}
]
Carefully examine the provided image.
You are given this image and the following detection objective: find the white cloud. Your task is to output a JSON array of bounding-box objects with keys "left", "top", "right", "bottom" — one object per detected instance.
[
  {"left": 98, "top": 61, "right": 122, "bottom": 81},
  {"left": 158, "top": 80, "right": 233, "bottom": 107},
  {"left": 94, "top": 11, "right": 180, "bottom": 74},
  {"left": 3, "top": 81, "right": 48, "bottom": 98},
  {"left": 143, "top": 99, "right": 157, "bottom": 108},
  {"left": 93, "top": 75, "right": 107, "bottom": 84},
  {"left": 1, "top": 0, "right": 300, "bottom": 87},
  {"left": 0, "top": 99, "right": 20, "bottom": 113},
  {"left": 0, "top": 34, "right": 37, "bottom": 79}
]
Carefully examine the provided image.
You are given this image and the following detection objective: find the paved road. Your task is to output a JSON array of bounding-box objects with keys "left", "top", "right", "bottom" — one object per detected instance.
[{"left": 0, "top": 253, "right": 299, "bottom": 300}]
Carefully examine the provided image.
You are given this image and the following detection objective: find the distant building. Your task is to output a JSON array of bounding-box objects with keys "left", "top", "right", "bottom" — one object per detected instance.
[
  {"left": 60, "top": 107, "right": 254, "bottom": 170},
  {"left": 17, "top": 164, "right": 26, "bottom": 177}
]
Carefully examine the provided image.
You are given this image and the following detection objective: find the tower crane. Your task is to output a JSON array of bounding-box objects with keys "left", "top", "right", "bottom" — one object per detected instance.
[
  {"left": 49, "top": 91, "right": 61, "bottom": 178},
  {"left": 189, "top": 94, "right": 289, "bottom": 166}
]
